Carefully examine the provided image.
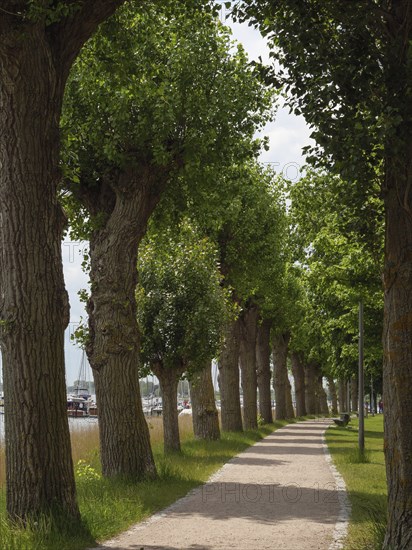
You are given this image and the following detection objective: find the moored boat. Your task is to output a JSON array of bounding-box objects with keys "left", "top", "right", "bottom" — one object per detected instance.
[{"left": 67, "top": 395, "right": 89, "bottom": 417}]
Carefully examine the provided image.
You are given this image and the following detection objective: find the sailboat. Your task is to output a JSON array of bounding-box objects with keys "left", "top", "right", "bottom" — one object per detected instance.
[{"left": 67, "top": 350, "right": 97, "bottom": 417}]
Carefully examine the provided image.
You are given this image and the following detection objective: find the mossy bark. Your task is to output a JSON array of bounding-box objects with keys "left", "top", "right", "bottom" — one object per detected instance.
[{"left": 85, "top": 166, "right": 169, "bottom": 478}]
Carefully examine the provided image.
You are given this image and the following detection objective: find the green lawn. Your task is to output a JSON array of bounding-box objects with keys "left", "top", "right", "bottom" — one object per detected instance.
[
  {"left": 0, "top": 420, "right": 293, "bottom": 550},
  {"left": 325, "top": 415, "right": 387, "bottom": 550}
]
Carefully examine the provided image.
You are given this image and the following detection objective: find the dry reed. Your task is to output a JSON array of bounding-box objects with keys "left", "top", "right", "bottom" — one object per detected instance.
[{"left": 0, "top": 413, "right": 195, "bottom": 487}]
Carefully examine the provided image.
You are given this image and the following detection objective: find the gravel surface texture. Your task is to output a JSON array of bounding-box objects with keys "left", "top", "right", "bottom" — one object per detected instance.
[{"left": 92, "top": 420, "right": 344, "bottom": 550}]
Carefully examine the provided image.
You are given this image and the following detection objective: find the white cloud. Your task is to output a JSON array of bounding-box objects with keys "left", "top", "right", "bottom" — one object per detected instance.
[
  {"left": 258, "top": 110, "right": 314, "bottom": 168},
  {"left": 226, "top": 16, "right": 313, "bottom": 171}
]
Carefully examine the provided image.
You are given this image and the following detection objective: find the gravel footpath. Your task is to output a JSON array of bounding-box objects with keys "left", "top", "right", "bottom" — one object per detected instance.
[{"left": 93, "top": 420, "right": 346, "bottom": 550}]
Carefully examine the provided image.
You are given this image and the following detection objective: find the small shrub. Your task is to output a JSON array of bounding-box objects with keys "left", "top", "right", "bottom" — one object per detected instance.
[{"left": 75, "top": 460, "right": 101, "bottom": 482}]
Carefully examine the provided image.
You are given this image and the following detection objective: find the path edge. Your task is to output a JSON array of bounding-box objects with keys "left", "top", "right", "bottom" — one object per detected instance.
[
  {"left": 91, "top": 419, "right": 341, "bottom": 549},
  {"left": 322, "top": 426, "right": 352, "bottom": 550},
  {"left": 88, "top": 423, "right": 291, "bottom": 549}
]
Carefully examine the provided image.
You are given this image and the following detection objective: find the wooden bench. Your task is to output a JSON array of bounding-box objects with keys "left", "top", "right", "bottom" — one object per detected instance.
[{"left": 332, "top": 412, "right": 351, "bottom": 427}]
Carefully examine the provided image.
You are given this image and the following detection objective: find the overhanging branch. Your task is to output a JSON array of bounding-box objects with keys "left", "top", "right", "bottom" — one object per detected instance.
[{"left": 49, "top": 0, "right": 128, "bottom": 81}]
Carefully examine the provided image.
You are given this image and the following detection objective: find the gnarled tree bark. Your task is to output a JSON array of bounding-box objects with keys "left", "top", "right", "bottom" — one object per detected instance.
[
  {"left": 218, "top": 318, "right": 243, "bottom": 432},
  {"left": 285, "top": 374, "right": 295, "bottom": 419},
  {"left": 0, "top": 0, "right": 124, "bottom": 521},
  {"left": 152, "top": 362, "right": 184, "bottom": 453},
  {"left": 351, "top": 376, "right": 358, "bottom": 413},
  {"left": 272, "top": 332, "right": 290, "bottom": 420},
  {"left": 84, "top": 166, "right": 169, "bottom": 477},
  {"left": 305, "top": 362, "right": 318, "bottom": 415},
  {"left": 256, "top": 318, "right": 273, "bottom": 424},
  {"left": 338, "top": 379, "right": 347, "bottom": 414},
  {"left": 239, "top": 305, "right": 259, "bottom": 429},
  {"left": 327, "top": 377, "right": 338, "bottom": 415},
  {"left": 190, "top": 361, "right": 220, "bottom": 440},
  {"left": 291, "top": 351, "right": 306, "bottom": 417}
]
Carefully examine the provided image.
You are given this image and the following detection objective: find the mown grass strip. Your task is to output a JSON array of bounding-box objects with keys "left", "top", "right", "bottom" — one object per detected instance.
[{"left": 325, "top": 415, "right": 387, "bottom": 550}]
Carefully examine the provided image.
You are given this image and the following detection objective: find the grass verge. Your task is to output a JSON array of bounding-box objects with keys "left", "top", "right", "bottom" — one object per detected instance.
[
  {"left": 325, "top": 415, "right": 387, "bottom": 550},
  {"left": 0, "top": 417, "right": 298, "bottom": 550}
]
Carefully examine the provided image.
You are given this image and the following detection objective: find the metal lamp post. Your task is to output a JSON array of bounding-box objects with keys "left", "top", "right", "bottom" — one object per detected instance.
[{"left": 358, "top": 299, "right": 365, "bottom": 453}]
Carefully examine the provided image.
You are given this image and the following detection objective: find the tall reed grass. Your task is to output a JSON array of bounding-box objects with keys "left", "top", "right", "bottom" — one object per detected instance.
[{"left": 0, "top": 414, "right": 195, "bottom": 487}]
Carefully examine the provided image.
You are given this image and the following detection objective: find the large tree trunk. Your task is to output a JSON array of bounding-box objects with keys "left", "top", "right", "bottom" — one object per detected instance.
[
  {"left": 285, "top": 375, "right": 295, "bottom": 419},
  {"left": 291, "top": 352, "right": 306, "bottom": 417},
  {"left": 86, "top": 168, "right": 168, "bottom": 478},
  {"left": 317, "top": 376, "right": 329, "bottom": 415},
  {"left": 351, "top": 376, "right": 358, "bottom": 413},
  {"left": 346, "top": 380, "right": 351, "bottom": 413},
  {"left": 152, "top": 363, "right": 183, "bottom": 453},
  {"left": 305, "top": 362, "right": 318, "bottom": 415},
  {"left": 338, "top": 379, "right": 347, "bottom": 414},
  {"left": 0, "top": 1, "right": 127, "bottom": 522},
  {"left": 383, "top": 148, "right": 412, "bottom": 548},
  {"left": 256, "top": 319, "right": 273, "bottom": 424},
  {"left": 190, "top": 362, "right": 220, "bottom": 440},
  {"left": 0, "top": 39, "right": 79, "bottom": 522},
  {"left": 218, "top": 318, "right": 243, "bottom": 431},
  {"left": 327, "top": 377, "right": 338, "bottom": 415},
  {"left": 239, "top": 306, "right": 259, "bottom": 429},
  {"left": 272, "top": 332, "right": 290, "bottom": 420}
]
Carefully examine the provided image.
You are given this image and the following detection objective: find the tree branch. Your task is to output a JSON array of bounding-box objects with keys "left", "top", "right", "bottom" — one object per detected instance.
[{"left": 49, "top": 0, "right": 128, "bottom": 82}]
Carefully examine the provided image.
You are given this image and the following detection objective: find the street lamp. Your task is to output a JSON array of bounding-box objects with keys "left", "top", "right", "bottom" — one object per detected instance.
[{"left": 358, "top": 299, "right": 365, "bottom": 453}]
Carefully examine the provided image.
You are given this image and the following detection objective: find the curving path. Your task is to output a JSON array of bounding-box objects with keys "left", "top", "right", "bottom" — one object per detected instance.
[{"left": 92, "top": 420, "right": 348, "bottom": 550}]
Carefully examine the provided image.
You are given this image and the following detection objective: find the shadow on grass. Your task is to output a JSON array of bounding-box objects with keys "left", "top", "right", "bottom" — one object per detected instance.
[
  {"left": 346, "top": 491, "right": 387, "bottom": 521},
  {"left": 363, "top": 429, "right": 385, "bottom": 440},
  {"left": 0, "top": 503, "right": 96, "bottom": 550},
  {"left": 344, "top": 492, "right": 387, "bottom": 550}
]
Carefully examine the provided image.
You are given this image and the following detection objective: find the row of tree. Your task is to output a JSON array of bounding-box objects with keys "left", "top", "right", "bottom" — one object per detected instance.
[
  {"left": 1, "top": 0, "right": 278, "bottom": 521},
  {"left": 134, "top": 164, "right": 382, "bottom": 448},
  {"left": 233, "top": 2, "right": 412, "bottom": 546},
  {"left": 0, "top": 1, "right": 409, "bottom": 547},
  {"left": 63, "top": 1, "right": 277, "bottom": 478}
]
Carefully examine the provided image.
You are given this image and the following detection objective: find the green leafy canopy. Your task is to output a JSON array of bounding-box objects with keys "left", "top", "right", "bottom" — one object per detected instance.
[{"left": 137, "top": 220, "right": 229, "bottom": 374}]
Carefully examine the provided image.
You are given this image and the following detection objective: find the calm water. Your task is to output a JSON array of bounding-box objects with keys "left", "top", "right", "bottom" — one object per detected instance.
[{"left": 0, "top": 414, "right": 98, "bottom": 444}]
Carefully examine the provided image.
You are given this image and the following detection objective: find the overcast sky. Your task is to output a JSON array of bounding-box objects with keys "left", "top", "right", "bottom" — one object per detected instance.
[{"left": 60, "top": 14, "right": 313, "bottom": 385}]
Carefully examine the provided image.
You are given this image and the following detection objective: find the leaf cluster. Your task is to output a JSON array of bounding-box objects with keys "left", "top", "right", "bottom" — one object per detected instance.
[
  {"left": 216, "top": 164, "right": 287, "bottom": 310},
  {"left": 136, "top": 220, "right": 229, "bottom": 374},
  {"left": 233, "top": 0, "right": 389, "bottom": 187},
  {"left": 61, "top": 0, "right": 275, "bottom": 200},
  {"left": 288, "top": 170, "right": 384, "bottom": 378}
]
